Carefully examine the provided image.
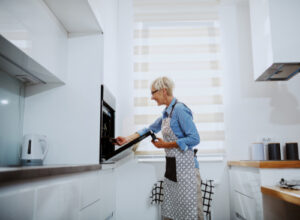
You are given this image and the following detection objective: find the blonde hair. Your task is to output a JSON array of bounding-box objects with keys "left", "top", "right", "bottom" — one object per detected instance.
[{"left": 151, "top": 76, "right": 174, "bottom": 96}]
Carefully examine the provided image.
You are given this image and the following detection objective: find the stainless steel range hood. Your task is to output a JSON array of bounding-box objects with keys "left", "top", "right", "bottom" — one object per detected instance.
[
  {"left": 0, "top": 34, "right": 64, "bottom": 86},
  {"left": 256, "top": 63, "right": 300, "bottom": 81}
]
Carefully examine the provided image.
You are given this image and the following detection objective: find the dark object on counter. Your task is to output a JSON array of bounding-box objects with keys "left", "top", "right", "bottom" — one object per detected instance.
[
  {"left": 268, "top": 143, "right": 281, "bottom": 160},
  {"left": 285, "top": 143, "right": 299, "bottom": 160},
  {"left": 279, "top": 178, "right": 300, "bottom": 189}
]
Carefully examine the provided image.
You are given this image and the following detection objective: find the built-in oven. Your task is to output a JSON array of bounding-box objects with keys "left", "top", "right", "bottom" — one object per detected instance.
[
  {"left": 100, "top": 85, "right": 116, "bottom": 163},
  {"left": 100, "top": 85, "right": 156, "bottom": 163}
]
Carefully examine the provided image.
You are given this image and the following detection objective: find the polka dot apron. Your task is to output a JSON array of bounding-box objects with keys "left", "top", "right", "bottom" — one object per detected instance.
[{"left": 161, "top": 101, "right": 198, "bottom": 220}]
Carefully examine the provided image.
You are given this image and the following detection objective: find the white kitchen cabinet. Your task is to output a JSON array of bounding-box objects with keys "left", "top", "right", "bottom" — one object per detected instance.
[
  {"left": 230, "top": 167, "right": 260, "bottom": 197},
  {"left": 0, "top": 0, "right": 68, "bottom": 82},
  {"left": 0, "top": 169, "right": 117, "bottom": 220},
  {"left": 99, "top": 167, "right": 116, "bottom": 220},
  {"left": 249, "top": 0, "right": 300, "bottom": 80},
  {"left": 35, "top": 180, "right": 81, "bottom": 220},
  {"left": 43, "top": 0, "right": 104, "bottom": 36},
  {"left": 229, "top": 166, "right": 263, "bottom": 220},
  {"left": 80, "top": 172, "right": 101, "bottom": 209},
  {"left": 228, "top": 161, "right": 300, "bottom": 220},
  {"left": 0, "top": 190, "right": 35, "bottom": 220},
  {"left": 79, "top": 199, "right": 102, "bottom": 220},
  {"left": 232, "top": 191, "right": 256, "bottom": 220}
]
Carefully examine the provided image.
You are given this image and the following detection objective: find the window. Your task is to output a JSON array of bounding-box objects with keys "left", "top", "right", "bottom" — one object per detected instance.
[{"left": 132, "top": 0, "right": 225, "bottom": 160}]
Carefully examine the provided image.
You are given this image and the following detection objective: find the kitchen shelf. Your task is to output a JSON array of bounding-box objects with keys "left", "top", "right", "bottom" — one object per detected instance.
[
  {"left": 261, "top": 186, "right": 300, "bottom": 206},
  {"left": 43, "top": 0, "right": 104, "bottom": 36},
  {"left": 227, "top": 160, "right": 300, "bottom": 168},
  {"left": 0, "top": 164, "right": 101, "bottom": 183}
]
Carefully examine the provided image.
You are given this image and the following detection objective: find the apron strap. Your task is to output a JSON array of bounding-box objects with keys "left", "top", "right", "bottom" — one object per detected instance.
[
  {"left": 169, "top": 99, "right": 178, "bottom": 118},
  {"left": 169, "top": 100, "right": 191, "bottom": 118}
]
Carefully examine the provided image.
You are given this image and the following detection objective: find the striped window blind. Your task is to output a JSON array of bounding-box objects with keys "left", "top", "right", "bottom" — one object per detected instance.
[{"left": 132, "top": 0, "right": 225, "bottom": 160}]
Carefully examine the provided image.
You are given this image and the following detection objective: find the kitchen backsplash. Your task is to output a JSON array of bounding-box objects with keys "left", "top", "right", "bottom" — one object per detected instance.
[{"left": 0, "top": 70, "right": 25, "bottom": 166}]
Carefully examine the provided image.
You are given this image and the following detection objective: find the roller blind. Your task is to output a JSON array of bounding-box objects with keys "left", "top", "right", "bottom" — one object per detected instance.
[{"left": 132, "top": 0, "right": 225, "bottom": 160}]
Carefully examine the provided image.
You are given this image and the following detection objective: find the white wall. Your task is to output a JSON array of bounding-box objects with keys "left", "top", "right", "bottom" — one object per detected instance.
[
  {"left": 222, "top": 0, "right": 300, "bottom": 161},
  {"left": 87, "top": 0, "right": 121, "bottom": 135},
  {"left": 116, "top": 0, "right": 136, "bottom": 137},
  {"left": 94, "top": 0, "right": 122, "bottom": 136},
  {"left": 24, "top": 34, "right": 103, "bottom": 165},
  {"left": 98, "top": 0, "right": 119, "bottom": 95}
]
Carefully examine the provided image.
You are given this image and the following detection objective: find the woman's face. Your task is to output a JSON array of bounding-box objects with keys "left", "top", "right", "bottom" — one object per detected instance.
[{"left": 151, "top": 86, "right": 165, "bottom": 106}]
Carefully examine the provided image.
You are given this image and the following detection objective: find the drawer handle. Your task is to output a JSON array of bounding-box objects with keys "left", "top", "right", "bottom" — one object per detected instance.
[{"left": 235, "top": 212, "right": 247, "bottom": 220}]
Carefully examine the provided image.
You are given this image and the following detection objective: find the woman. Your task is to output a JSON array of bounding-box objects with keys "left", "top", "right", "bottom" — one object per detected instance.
[{"left": 116, "top": 77, "right": 204, "bottom": 220}]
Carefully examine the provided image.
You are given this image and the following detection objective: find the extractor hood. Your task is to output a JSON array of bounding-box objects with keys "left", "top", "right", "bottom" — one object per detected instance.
[
  {"left": 0, "top": 34, "right": 64, "bottom": 86},
  {"left": 257, "top": 63, "right": 300, "bottom": 81},
  {"left": 249, "top": 0, "right": 300, "bottom": 81}
]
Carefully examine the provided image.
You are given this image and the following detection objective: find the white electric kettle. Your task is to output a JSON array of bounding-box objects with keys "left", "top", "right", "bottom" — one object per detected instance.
[{"left": 21, "top": 134, "right": 48, "bottom": 166}]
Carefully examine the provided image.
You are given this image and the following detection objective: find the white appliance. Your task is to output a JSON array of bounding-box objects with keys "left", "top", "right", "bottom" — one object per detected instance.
[
  {"left": 21, "top": 134, "right": 48, "bottom": 166},
  {"left": 250, "top": 143, "right": 265, "bottom": 160}
]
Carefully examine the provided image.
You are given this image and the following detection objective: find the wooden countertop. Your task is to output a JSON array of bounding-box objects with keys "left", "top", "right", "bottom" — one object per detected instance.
[
  {"left": 261, "top": 186, "right": 300, "bottom": 206},
  {"left": 228, "top": 160, "right": 300, "bottom": 168},
  {"left": 0, "top": 164, "right": 101, "bottom": 183}
]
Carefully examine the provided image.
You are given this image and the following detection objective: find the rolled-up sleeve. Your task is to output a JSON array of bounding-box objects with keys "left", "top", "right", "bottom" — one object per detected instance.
[
  {"left": 175, "top": 106, "right": 200, "bottom": 151},
  {"left": 137, "top": 116, "right": 162, "bottom": 136}
]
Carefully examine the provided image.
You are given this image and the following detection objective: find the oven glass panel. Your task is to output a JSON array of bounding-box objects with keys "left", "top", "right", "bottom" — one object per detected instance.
[{"left": 101, "top": 104, "right": 115, "bottom": 160}]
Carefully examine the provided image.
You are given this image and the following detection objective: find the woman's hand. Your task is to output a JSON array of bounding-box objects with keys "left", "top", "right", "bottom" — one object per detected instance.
[
  {"left": 151, "top": 138, "right": 178, "bottom": 149},
  {"left": 115, "top": 136, "right": 128, "bottom": 146},
  {"left": 115, "top": 133, "right": 140, "bottom": 146},
  {"left": 151, "top": 137, "right": 166, "bottom": 148}
]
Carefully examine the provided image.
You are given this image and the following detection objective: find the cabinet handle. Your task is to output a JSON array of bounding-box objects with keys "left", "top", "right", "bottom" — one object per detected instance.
[{"left": 235, "top": 212, "right": 246, "bottom": 220}]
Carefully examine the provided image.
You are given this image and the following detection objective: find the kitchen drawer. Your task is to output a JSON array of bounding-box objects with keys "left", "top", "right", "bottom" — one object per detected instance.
[
  {"left": 99, "top": 168, "right": 116, "bottom": 219},
  {"left": 80, "top": 172, "right": 101, "bottom": 209},
  {"left": 232, "top": 191, "right": 256, "bottom": 220},
  {"left": 229, "top": 167, "right": 260, "bottom": 197},
  {"left": 0, "top": 190, "right": 34, "bottom": 220},
  {"left": 79, "top": 199, "right": 101, "bottom": 220}
]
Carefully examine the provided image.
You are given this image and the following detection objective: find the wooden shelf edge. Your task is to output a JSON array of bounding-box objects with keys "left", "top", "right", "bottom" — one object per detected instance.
[
  {"left": 261, "top": 186, "right": 300, "bottom": 206},
  {"left": 228, "top": 160, "right": 300, "bottom": 168},
  {"left": 227, "top": 161, "right": 260, "bottom": 168}
]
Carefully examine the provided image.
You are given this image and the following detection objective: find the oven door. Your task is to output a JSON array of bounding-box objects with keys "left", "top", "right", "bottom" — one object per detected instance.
[{"left": 102, "top": 131, "right": 152, "bottom": 163}]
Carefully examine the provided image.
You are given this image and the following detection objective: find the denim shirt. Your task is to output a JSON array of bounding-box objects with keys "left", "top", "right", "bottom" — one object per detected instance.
[
  {"left": 194, "top": 157, "right": 200, "bottom": 169},
  {"left": 137, "top": 98, "right": 200, "bottom": 151}
]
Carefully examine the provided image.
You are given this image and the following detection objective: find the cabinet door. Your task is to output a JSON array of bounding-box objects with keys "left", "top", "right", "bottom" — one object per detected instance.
[
  {"left": 229, "top": 167, "right": 260, "bottom": 197},
  {"left": 80, "top": 173, "right": 101, "bottom": 209},
  {"left": 79, "top": 200, "right": 101, "bottom": 220},
  {"left": 232, "top": 191, "right": 256, "bottom": 220},
  {"left": 99, "top": 168, "right": 116, "bottom": 220}
]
